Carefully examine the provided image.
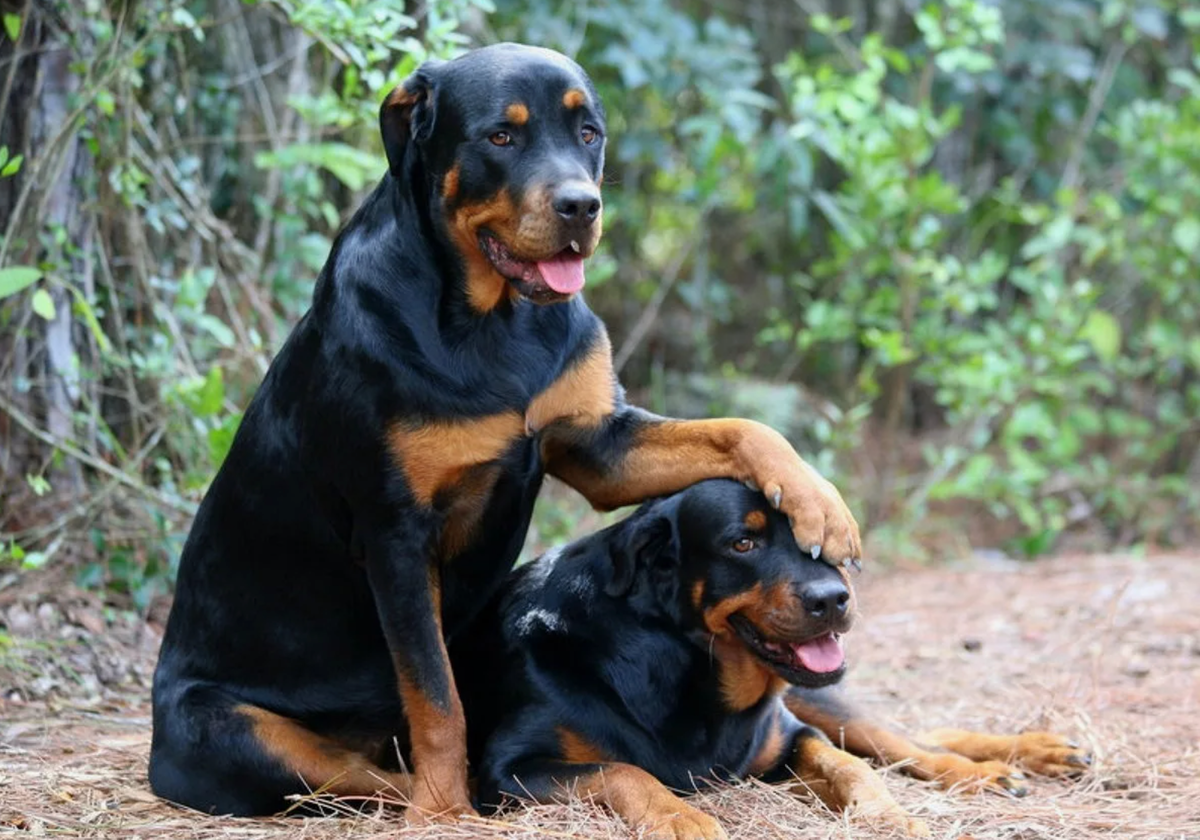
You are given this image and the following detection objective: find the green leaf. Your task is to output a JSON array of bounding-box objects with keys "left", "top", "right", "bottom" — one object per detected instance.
[
  {"left": 3, "top": 13, "right": 20, "bottom": 42},
  {"left": 31, "top": 288, "right": 56, "bottom": 320},
  {"left": 0, "top": 152, "right": 22, "bottom": 176},
  {"left": 95, "top": 89, "right": 115, "bottom": 116},
  {"left": 21, "top": 551, "right": 48, "bottom": 570},
  {"left": 207, "top": 412, "right": 242, "bottom": 468},
  {"left": 1080, "top": 310, "right": 1122, "bottom": 363},
  {"left": 25, "top": 473, "right": 51, "bottom": 496},
  {"left": 70, "top": 289, "right": 113, "bottom": 353},
  {"left": 1172, "top": 217, "right": 1200, "bottom": 255},
  {"left": 0, "top": 266, "right": 42, "bottom": 297},
  {"left": 179, "top": 366, "right": 226, "bottom": 418},
  {"left": 255, "top": 142, "right": 381, "bottom": 191}
]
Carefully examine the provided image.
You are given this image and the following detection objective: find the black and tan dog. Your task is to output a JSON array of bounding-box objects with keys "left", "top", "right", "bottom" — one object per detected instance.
[
  {"left": 148, "top": 44, "right": 861, "bottom": 821},
  {"left": 455, "top": 479, "right": 1090, "bottom": 839}
]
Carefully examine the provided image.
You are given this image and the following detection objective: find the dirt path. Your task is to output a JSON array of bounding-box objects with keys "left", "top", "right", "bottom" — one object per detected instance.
[{"left": 3, "top": 553, "right": 1198, "bottom": 839}]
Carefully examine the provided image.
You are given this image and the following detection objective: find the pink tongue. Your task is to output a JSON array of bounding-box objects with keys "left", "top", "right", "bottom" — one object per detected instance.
[
  {"left": 536, "top": 253, "right": 586, "bottom": 294},
  {"left": 792, "top": 634, "right": 844, "bottom": 673}
]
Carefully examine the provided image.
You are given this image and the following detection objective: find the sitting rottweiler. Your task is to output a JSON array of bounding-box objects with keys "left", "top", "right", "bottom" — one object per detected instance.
[
  {"left": 454, "top": 479, "right": 1091, "bottom": 839},
  {"left": 148, "top": 44, "right": 861, "bottom": 822}
]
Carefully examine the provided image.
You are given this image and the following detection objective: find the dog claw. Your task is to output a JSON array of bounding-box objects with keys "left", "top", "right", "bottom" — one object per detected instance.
[
  {"left": 998, "top": 776, "right": 1028, "bottom": 797},
  {"left": 811, "top": 545, "right": 822, "bottom": 560},
  {"left": 848, "top": 558, "right": 862, "bottom": 573},
  {"left": 1066, "top": 753, "right": 1092, "bottom": 767},
  {"left": 744, "top": 479, "right": 760, "bottom": 491},
  {"left": 770, "top": 489, "right": 782, "bottom": 509}
]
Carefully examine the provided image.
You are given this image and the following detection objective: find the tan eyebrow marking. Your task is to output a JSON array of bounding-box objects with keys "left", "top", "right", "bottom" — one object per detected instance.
[
  {"left": 743, "top": 510, "right": 768, "bottom": 531},
  {"left": 562, "top": 88, "right": 586, "bottom": 109},
  {"left": 505, "top": 102, "right": 529, "bottom": 125}
]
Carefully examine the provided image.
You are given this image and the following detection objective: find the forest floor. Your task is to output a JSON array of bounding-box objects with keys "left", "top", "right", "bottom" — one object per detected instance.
[{"left": 2, "top": 551, "right": 1198, "bottom": 840}]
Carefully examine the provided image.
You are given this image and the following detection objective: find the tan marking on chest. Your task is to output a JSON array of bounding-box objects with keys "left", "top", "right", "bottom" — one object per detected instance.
[
  {"left": 438, "top": 465, "right": 503, "bottom": 559},
  {"left": 388, "top": 413, "right": 524, "bottom": 507},
  {"left": 526, "top": 331, "right": 615, "bottom": 434}
]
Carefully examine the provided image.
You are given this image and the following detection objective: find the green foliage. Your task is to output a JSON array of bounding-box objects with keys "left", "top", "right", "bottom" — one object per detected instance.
[
  {"left": 2, "top": 0, "right": 1199, "bottom": 597},
  {"left": 0, "top": 266, "right": 43, "bottom": 298},
  {"left": 757, "top": 0, "right": 1200, "bottom": 552}
]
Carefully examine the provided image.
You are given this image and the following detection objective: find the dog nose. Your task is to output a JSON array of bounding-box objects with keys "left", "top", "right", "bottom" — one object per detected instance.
[
  {"left": 552, "top": 183, "right": 601, "bottom": 225},
  {"left": 799, "top": 579, "right": 850, "bottom": 619}
]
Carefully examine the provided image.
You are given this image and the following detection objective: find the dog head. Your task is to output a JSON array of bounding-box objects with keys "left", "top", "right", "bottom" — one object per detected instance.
[
  {"left": 380, "top": 43, "right": 605, "bottom": 311},
  {"left": 608, "top": 479, "right": 856, "bottom": 694}
]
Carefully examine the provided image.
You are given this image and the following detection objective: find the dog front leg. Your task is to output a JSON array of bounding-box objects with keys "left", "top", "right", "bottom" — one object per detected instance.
[
  {"left": 784, "top": 726, "right": 928, "bottom": 837},
  {"left": 487, "top": 757, "right": 727, "bottom": 840},
  {"left": 365, "top": 515, "right": 475, "bottom": 823},
  {"left": 541, "top": 406, "right": 861, "bottom": 566}
]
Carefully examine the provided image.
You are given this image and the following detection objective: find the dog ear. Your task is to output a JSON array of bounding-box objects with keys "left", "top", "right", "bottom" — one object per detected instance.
[
  {"left": 606, "top": 510, "right": 678, "bottom": 597},
  {"left": 379, "top": 62, "right": 441, "bottom": 176}
]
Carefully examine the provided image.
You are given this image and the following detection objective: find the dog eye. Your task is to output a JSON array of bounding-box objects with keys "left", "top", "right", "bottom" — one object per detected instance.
[
  {"left": 732, "top": 538, "right": 756, "bottom": 553},
  {"left": 489, "top": 131, "right": 513, "bottom": 147},
  {"left": 581, "top": 125, "right": 599, "bottom": 145}
]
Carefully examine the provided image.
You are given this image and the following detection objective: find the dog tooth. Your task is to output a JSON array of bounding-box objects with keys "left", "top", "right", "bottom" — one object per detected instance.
[{"left": 570, "top": 240, "right": 580, "bottom": 253}]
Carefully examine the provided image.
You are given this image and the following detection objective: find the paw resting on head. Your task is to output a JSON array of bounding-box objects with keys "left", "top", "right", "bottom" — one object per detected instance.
[{"left": 736, "top": 424, "right": 862, "bottom": 568}]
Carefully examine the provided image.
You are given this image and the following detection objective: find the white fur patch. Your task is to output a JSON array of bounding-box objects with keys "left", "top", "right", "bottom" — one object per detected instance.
[
  {"left": 516, "top": 607, "right": 566, "bottom": 636},
  {"left": 519, "top": 546, "right": 563, "bottom": 593},
  {"left": 567, "top": 572, "right": 595, "bottom": 598}
]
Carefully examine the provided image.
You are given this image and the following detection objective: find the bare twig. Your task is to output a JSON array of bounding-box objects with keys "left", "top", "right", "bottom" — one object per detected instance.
[
  {"left": 0, "top": 0, "right": 33, "bottom": 126},
  {"left": 0, "top": 424, "right": 167, "bottom": 543},
  {"left": 792, "top": 0, "right": 864, "bottom": 70},
  {"left": 613, "top": 208, "right": 712, "bottom": 375},
  {"left": 0, "top": 393, "right": 197, "bottom": 516},
  {"left": 1060, "top": 41, "right": 1129, "bottom": 194}
]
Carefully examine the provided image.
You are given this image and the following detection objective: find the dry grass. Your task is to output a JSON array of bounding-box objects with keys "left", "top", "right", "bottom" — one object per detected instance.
[{"left": 3, "top": 552, "right": 1199, "bottom": 839}]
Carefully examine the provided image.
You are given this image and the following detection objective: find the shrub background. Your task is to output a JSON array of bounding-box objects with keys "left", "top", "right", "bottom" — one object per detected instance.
[{"left": 1, "top": 0, "right": 1198, "bottom": 606}]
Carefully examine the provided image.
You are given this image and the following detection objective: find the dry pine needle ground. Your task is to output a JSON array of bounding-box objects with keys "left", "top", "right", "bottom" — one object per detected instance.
[{"left": 3, "top": 552, "right": 1198, "bottom": 839}]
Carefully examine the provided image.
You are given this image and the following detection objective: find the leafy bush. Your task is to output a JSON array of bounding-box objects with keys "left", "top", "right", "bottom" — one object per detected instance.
[{"left": 2, "top": 0, "right": 1198, "bottom": 598}]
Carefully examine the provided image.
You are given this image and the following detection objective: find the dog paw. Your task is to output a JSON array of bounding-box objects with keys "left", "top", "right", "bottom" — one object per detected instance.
[
  {"left": 922, "top": 753, "right": 1031, "bottom": 797},
  {"left": 736, "top": 425, "right": 862, "bottom": 567},
  {"left": 852, "top": 800, "right": 930, "bottom": 837},
  {"left": 918, "top": 729, "right": 1093, "bottom": 783},
  {"left": 403, "top": 788, "right": 478, "bottom": 825},
  {"left": 642, "top": 803, "right": 727, "bottom": 840},
  {"left": 1006, "top": 731, "right": 1093, "bottom": 777}
]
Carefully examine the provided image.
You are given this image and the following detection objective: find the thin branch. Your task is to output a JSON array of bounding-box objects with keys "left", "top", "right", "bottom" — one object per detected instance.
[
  {"left": 792, "top": 0, "right": 864, "bottom": 70},
  {"left": 210, "top": 36, "right": 313, "bottom": 90},
  {"left": 0, "top": 393, "right": 198, "bottom": 517},
  {"left": 1060, "top": 40, "right": 1129, "bottom": 194},
  {"left": 613, "top": 207, "right": 712, "bottom": 375},
  {"left": 0, "top": 0, "right": 34, "bottom": 124},
  {"left": 0, "top": 424, "right": 167, "bottom": 543}
]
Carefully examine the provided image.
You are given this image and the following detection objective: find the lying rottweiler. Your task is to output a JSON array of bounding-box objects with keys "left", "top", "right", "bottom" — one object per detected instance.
[
  {"left": 148, "top": 44, "right": 861, "bottom": 822},
  {"left": 454, "top": 479, "right": 1090, "bottom": 839}
]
